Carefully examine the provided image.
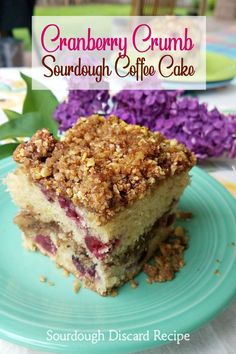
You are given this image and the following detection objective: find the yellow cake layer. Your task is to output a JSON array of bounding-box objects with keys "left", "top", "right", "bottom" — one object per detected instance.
[{"left": 7, "top": 169, "right": 189, "bottom": 251}]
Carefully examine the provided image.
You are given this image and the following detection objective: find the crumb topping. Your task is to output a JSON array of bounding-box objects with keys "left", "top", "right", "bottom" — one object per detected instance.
[
  {"left": 13, "top": 115, "right": 196, "bottom": 224},
  {"left": 143, "top": 226, "right": 188, "bottom": 283}
]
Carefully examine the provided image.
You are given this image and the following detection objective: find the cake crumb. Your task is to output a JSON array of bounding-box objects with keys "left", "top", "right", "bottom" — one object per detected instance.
[
  {"left": 48, "top": 280, "right": 55, "bottom": 286},
  {"left": 214, "top": 269, "right": 220, "bottom": 276},
  {"left": 63, "top": 269, "right": 70, "bottom": 277},
  {"left": 231, "top": 242, "right": 235, "bottom": 247},
  {"left": 143, "top": 264, "right": 156, "bottom": 278},
  {"left": 143, "top": 230, "right": 189, "bottom": 284},
  {"left": 39, "top": 275, "right": 46, "bottom": 283},
  {"left": 177, "top": 211, "right": 193, "bottom": 220},
  {"left": 146, "top": 278, "right": 152, "bottom": 284},
  {"left": 73, "top": 279, "right": 81, "bottom": 293},
  {"left": 130, "top": 279, "right": 138, "bottom": 289},
  {"left": 174, "top": 226, "right": 185, "bottom": 237},
  {"left": 56, "top": 263, "right": 61, "bottom": 269},
  {"left": 216, "top": 259, "right": 221, "bottom": 263},
  {"left": 111, "top": 289, "right": 118, "bottom": 297}
]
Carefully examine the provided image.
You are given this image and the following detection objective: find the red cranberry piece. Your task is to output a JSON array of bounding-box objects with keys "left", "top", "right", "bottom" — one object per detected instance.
[
  {"left": 85, "top": 236, "right": 107, "bottom": 259},
  {"left": 58, "top": 196, "right": 69, "bottom": 209},
  {"left": 66, "top": 205, "right": 78, "bottom": 219},
  {"left": 35, "top": 235, "right": 57, "bottom": 255},
  {"left": 58, "top": 196, "right": 81, "bottom": 226},
  {"left": 85, "top": 235, "right": 120, "bottom": 259},
  {"left": 41, "top": 187, "right": 55, "bottom": 202}
]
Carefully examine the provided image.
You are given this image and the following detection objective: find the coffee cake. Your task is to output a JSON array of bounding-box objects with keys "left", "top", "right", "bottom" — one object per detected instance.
[{"left": 7, "top": 115, "right": 195, "bottom": 295}]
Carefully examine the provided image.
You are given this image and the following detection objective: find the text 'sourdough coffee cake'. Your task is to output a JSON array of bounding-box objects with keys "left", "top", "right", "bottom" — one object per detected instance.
[{"left": 7, "top": 115, "right": 195, "bottom": 295}]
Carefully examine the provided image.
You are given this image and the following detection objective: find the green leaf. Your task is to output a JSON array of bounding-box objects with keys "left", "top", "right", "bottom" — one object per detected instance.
[
  {"left": 0, "top": 74, "right": 59, "bottom": 142},
  {"left": 0, "top": 112, "right": 58, "bottom": 140},
  {"left": 3, "top": 109, "right": 22, "bottom": 121},
  {"left": 41, "top": 111, "right": 59, "bottom": 137},
  {"left": 21, "top": 73, "right": 59, "bottom": 129},
  {"left": 0, "top": 143, "right": 19, "bottom": 159}
]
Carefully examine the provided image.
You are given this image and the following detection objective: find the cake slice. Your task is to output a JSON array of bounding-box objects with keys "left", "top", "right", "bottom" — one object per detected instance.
[{"left": 6, "top": 115, "right": 195, "bottom": 295}]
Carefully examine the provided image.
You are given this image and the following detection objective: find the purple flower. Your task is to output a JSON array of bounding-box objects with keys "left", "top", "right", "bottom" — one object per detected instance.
[
  {"left": 111, "top": 92, "right": 236, "bottom": 160},
  {"left": 111, "top": 90, "right": 180, "bottom": 129},
  {"left": 54, "top": 90, "right": 110, "bottom": 132},
  {"left": 155, "top": 97, "right": 236, "bottom": 159},
  {"left": 54, "top": 88, "right": 236, "bottom": 160}
]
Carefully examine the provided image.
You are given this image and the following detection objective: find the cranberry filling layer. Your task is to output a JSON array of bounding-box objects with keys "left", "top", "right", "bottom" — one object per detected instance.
[
  {"left": 72, "top": 255, "right": 96, "bottom": 277},
  {"left": 35, "top": 234, "right": 57, "bottom": 255}
]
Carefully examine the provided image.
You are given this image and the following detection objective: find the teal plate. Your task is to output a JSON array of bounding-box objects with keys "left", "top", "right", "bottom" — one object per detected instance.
[{"left": 0, "top": 157, "right": 236, "bottom": 353}]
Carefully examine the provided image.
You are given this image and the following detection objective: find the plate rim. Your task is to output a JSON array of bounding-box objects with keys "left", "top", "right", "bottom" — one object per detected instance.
[{"left": 206, "top": 51, "right": 236, "bottom": 82}]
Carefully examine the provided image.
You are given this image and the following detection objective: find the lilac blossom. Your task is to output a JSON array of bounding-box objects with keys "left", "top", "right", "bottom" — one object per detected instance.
[
  {"left": 54, "top": 89, "right": 236, "bottom": 160},
  {"left": 54, "top": 90, "right": 109, "bottom": 132}
]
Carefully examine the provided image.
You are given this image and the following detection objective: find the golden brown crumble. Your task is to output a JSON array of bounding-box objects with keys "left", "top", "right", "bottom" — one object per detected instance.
[
  {"left": 63, "top": 269, "right": 70, "bottom": 277},
  {"left": 73, "top": 279, "right": 81, "bottom": 293},
  {"left": 143, "top": 226, "right": 188, "bottom": 283},
  {"left": 110, "top": 289, "right": 118, "bottom": 297},
  {"left": 13, "top": 115, "right": 196, "bottom": 224},
  {"left": 174, "top": 226, "right": 185, "bottom": 237},
  {"left": 48, "top": 280, "right": 55, "bottom": 286},
  {"left": 39, "top": 275, "right": 46, "bottom": 283},
  {"left": 177, "top": 210, "right": 193, "bottom": 220},
  {"left": 130, "top": 279, "right": 139, "bottom": 288}
]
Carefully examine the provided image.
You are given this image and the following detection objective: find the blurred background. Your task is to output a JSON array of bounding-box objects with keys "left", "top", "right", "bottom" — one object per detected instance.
[{"left": 0, "top": 0, "right": 235, "bottom": 67}]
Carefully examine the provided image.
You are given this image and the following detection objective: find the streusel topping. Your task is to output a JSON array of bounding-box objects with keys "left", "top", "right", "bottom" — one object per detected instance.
[{"left": 13, "top": 115, "right": 196, "bottom": 224}]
